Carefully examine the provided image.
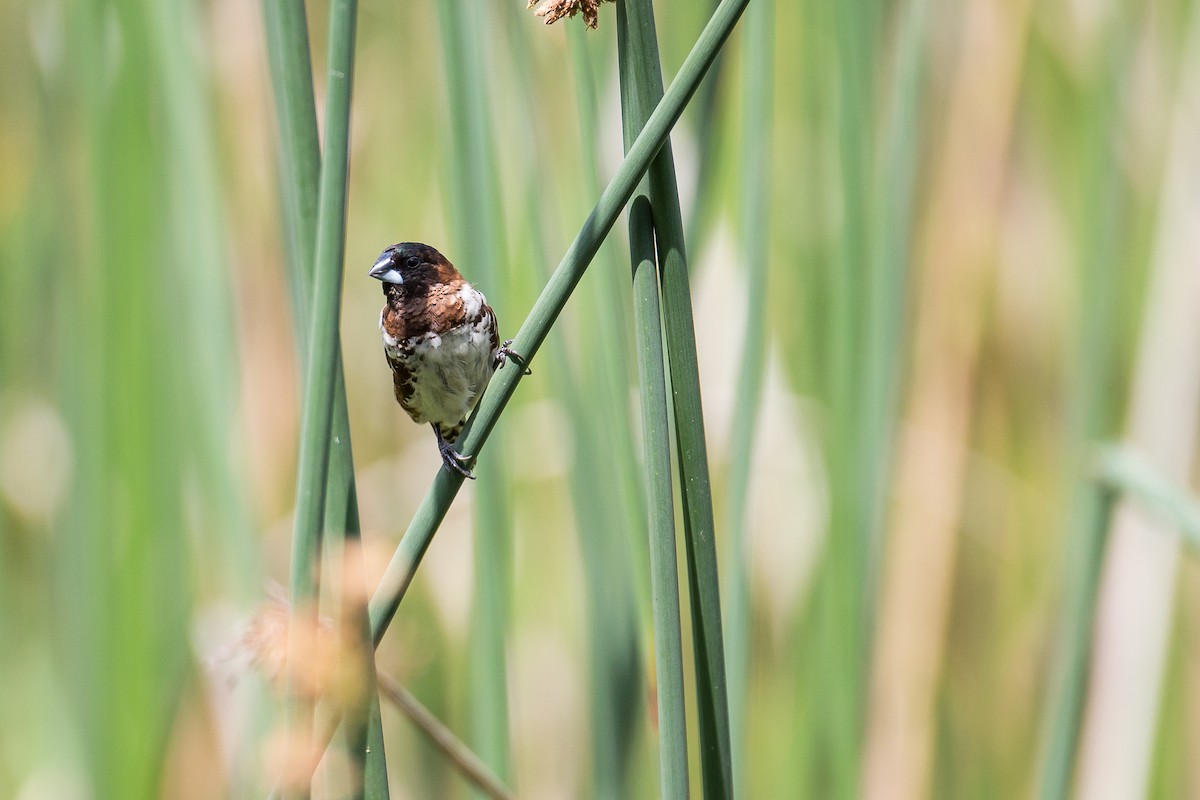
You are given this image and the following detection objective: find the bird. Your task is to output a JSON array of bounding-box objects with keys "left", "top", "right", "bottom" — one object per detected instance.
[{"left": 369, "top": 242, "right": 527, "bottom": 479}]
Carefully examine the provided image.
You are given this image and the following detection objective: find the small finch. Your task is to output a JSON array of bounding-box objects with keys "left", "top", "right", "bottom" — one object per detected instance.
[{"left": 369, "top": 242, "right": 525, "bottom": 479}]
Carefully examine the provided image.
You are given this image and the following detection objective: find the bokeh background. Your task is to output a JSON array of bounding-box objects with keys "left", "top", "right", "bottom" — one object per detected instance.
[{"left": 2, "top": 0, "right": 1200, "bottom": 797}]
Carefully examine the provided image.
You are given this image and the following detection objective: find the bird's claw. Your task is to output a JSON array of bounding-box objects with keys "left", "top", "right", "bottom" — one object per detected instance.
[
  {"left": 437, "top": 436, "right": 476, "bottom": 480},
  {"left": 496, "top": 340, "right": 532, "bottom": 375}
]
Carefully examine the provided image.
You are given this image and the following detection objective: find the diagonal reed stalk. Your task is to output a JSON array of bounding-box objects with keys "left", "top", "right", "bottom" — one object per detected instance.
[
  {"left": 376, "top": 671, "right": 515, "bottom": 800},
  {"left": 263, "top": 0, "right": 386, "bottom": 796},
  {"left": 366, "top": 0, "right": 751, "bottom": 648},
  {"left": 627, "top": 191, "right": 690, "bottom": 798},
  {"left": 615, "top": 0, "right": 734, "bottom": 794}
]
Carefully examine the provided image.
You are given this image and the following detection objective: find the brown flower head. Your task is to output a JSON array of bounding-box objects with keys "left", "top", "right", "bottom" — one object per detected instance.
[
  {"left": 233, "top": 583, "right": 370, "bottom": 710},
  {"left": 528, "top": 0, "right": 613, "bottom": 29}
]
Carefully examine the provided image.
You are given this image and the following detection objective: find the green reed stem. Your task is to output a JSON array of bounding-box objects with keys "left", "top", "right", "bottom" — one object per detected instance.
[
  {"left": 1036, "top": 16, "right": 1129, "bottom": 797},
  {"left": 723, "top": 0, "right": 774, "bottom": 789},
  {"left": 435, "top": 0, "right": 513, "bottom": 787},
  {"left": 521, "top": 20, "right": 646, "bottom": 796},
  {"left": 615, "top": 0, "right": 734, "bottom": 794},
  {"left": 628, "top": 193, "right": 691, "bottom": 798},
  {"left": 267, "top": 0, "right": 387, "bottom": 796}
]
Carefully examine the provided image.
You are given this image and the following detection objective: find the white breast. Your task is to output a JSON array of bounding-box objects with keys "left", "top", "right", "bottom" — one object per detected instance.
[{"left": 386, "top": 287, "right": 496, "bottom": 432}]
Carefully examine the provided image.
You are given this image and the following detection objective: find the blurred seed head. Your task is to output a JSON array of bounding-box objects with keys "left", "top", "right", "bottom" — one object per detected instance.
[{"left": 230, "top": 577, "right": 372, "bottom": 712}]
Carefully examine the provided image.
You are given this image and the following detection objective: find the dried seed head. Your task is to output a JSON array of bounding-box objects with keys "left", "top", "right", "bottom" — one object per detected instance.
[
  {"left": 529, "top": 0, "right": 613, "bottom": 29},
  {"left": 234, "top": 583, "right": 371, "bottom": 710}
]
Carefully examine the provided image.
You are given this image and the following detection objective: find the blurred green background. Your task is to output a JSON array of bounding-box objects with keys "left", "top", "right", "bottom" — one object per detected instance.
[{"left": 3, "top": 0, "right": 1200, "bottom": 797}]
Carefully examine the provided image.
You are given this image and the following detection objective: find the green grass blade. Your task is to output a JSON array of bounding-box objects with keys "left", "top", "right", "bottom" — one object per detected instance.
[
  {"left": 564, "top": 21, "right": 652, "bottom": 575},
  {"left": 545, "top": 344, "right": 647, "bottom": 800},
  {"left": 262, "top": 0, "right": 389, "bottom": 794},
  {"left": 435, "top": 0, "right": 513, "bottom": 787},
  {"left": 1037, "top": 482, "right": 1118, "bottom": 799},
  {"left": 815, "top": 0, "right": 884, "bottom": 791},
  {"left": 55, "top": 2, "right": 193, "bottom": 795},
  {"left": 861, "top": 0, "right": 929, "bottom": 598},
  {"left": 507, "top": 18, "right": 646, "bottom": 795},
  {"left": 279, "top": 0, "right": 362, "bottom": 795},
  {"left": 262, "top": 0, "right": 321, "bottom": 294},
  {"left": 615, "top": 0, "right": 734, "bottom": 794},
  {"left": 1035, "top": 16, "right": 1131, "bottom": 798},
  {"left": 367, "top": 0, "right": 750, "bottom": 644},
  {"left": 561, "top": 21, "right": 648, "bottom": 537},
  {"left": 628, "top": 194, "right": 691, "bottom": 798},
  {"left": 683, "top": 0, "right": 733, "bottom": 260},
  {"left": 723, "top": 0, "right": 775, "bottom": 789},
  {"left": 518, "top": 197, "right": 645, "bottom": 798},
  {"left": 146, "top": 0, "right": 256, "bottom": 594}
]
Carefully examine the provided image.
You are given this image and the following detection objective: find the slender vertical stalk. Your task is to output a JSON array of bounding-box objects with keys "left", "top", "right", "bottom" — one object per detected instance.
[
  {"left": 262, "top": 0, "right": 320, "bottom": 298},
  {"left": 616, "top": 0, "right": 734, "bottom": 795},
  {"left": 629, "top": 194, "right": 690, "bottom": 798},
  {"left": 818, "top": 0, "right": 882, "bottom": 792},
  {"left": 861, "top": 0, "right": 928, "bottom": 605},
  {"left": 565, "top": 21, "right": 651, "bottom": 570},
  {"left": 1038, "top": 482, "right": 1118, "bottom": 797},
  {"left": 723, "top": 0, "right": 775, "bottom": 789},
  {"left": 435, "top": 0, "right": 512, "bottom": 787},
  {"left": 1036, "top": 14, "right": 1130, "bottom": 798},
  {"left": 278, "top": 0, "right": 364, "bottom": 797},
  {"left": 262, "top": 0, "right": 388, "bottom": 795},
  {"left": 148, "top": 0, "right": 254, "bottom": 592},
  {"left": 844, "top": 3, "right": 928, "bottom": 790},
  {"left": 559, "top": 45, "right": 656, "bottom": 787},
  {"left": 513, "top": 19, "right": 646, "bottom": 795},
  {"left": 59, "top": 3, "right": 190, "bottom": 796},
  {"left": 684, "top": 0, "right": 733, "bottom": 260}
]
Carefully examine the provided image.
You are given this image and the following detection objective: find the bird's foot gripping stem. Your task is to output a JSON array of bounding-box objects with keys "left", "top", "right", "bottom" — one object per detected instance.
[
  {"left": 434, "top": 426, "right": 476, "bottom": 480},
  {"left": 495, "top": 340, "right": 531, "bottom": 375}
]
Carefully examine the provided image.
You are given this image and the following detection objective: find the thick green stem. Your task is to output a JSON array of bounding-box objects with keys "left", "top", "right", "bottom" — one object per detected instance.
[
  {"left": 616, "top": 0, "right": 733, "bottom": 794},
  {"left": 277, "top": 0, "right": 367, "bottom": 797},
  {"left": 628, "top": 194, "right": 690, "bottom": 798},
  {"left": 262, "top": 0, "right": 388, "bottom": 794}
]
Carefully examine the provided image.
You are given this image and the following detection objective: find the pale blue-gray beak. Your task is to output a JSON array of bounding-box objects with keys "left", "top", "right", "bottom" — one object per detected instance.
[{"left": 369, "top": 254, "right": 404, "bottom": 284}]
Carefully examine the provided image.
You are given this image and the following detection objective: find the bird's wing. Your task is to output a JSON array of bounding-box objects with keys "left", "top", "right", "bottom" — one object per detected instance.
[{"left": 386, "top": 349, "right": 421, "bottom": 422}]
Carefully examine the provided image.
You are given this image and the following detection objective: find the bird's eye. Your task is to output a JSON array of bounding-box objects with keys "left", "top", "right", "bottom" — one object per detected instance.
[{"left": 406, "top": 256, "right": 420, "bottom": 268}]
